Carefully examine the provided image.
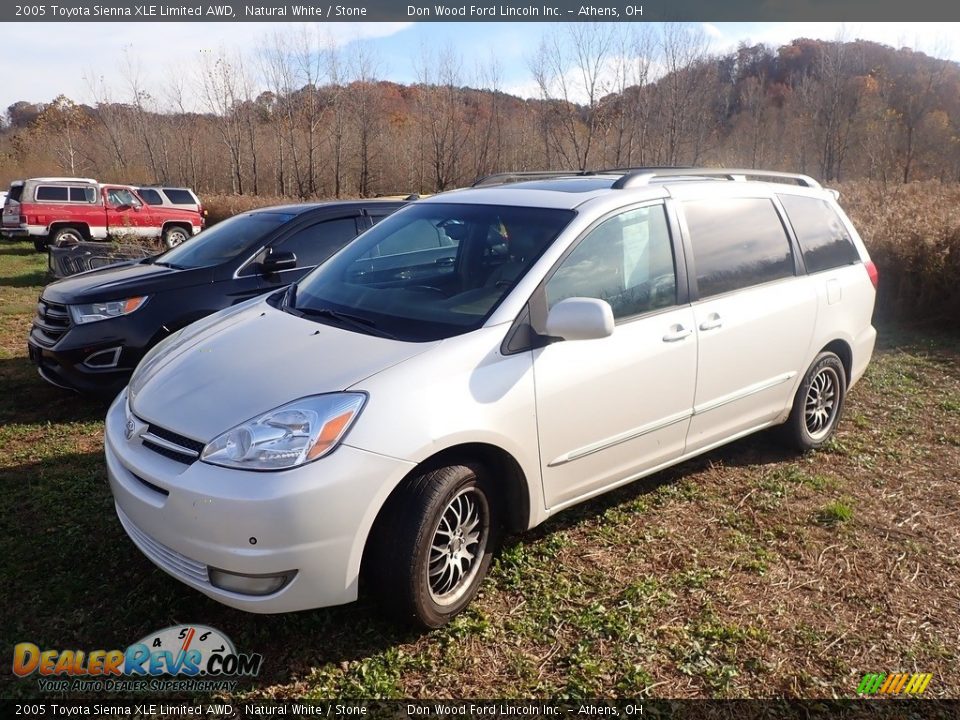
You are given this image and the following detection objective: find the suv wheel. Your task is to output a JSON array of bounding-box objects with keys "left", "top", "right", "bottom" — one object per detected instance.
[
  {"left": 163, "top": 226, "right": 189, "bottom": 249},
  {"left": 51, "top": 227, "right": 84, "bottom": 247},
  {"left": 783, "top": 352, "right": 847, "bottom": 452},
  {"left": 370, "top": 463, "right": 499, "bottom": 628},
  {"left": 32, "top": 237, "right": 48, "bottom": 253}
]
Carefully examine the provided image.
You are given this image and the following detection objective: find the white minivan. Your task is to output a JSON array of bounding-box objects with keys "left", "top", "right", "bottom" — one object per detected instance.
[{"left": 105, "top": 169, "right": 878, "bottom": 627}]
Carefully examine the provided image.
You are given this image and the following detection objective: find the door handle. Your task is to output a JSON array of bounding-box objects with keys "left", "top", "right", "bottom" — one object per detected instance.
[
  {"left": 699, "top": 313, "right": 722, "bottom": 331},
  {"left": 662, "top": 325, "right": 693, "bottom": 342}
]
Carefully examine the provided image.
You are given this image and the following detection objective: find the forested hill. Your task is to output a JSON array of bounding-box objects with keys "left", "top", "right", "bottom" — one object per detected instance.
[{"left": 3, "top": 32, "right": 958, "bottom": 196}]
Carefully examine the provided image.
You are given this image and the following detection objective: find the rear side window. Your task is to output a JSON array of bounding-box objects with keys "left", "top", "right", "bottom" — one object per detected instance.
[
  {"left": 8, "top": 185, "right": 23, "bottom": 202},
  {"left": 138, "top": 189, "right": 164, "bottom": 205},
  {"left": 778, "top": 194, "right": 860, "bottom": 273},
  {"left": 683, "top": 198, "right": 794, "bottom": 298},
  {"left": 69, "top": 186, "right": 95, "bottom": 202},
  {"left": 162, "top": 189, "right": 196, "bottom": 205},
  {"left": 36, "top": 186, "right": 69, "bottom": 201}
]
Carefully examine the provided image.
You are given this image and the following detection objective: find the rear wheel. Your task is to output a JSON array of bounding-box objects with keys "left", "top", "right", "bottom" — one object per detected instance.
[
  {"left": 51, "top": 227, "right": 84, "bottom": 247},
  {"left": 162, "top": 225, "right": 189, "bottom": 249},
  {"left": 33, "top": 237, "right": 47, "bottom": 252},
  {"left": 783, "top": 352, "right": 847, "bottom": 452},
  {"left": 369, "top": 463, "right": 499, "bottom": 628}
]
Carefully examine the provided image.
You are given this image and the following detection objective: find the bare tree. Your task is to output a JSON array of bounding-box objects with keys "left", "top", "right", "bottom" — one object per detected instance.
[
  {"left": 199, "top": 48, "right": 249, "bottom": 194},
  {"left": 530, "top": 23, "right": 616, "bottom": 170}
]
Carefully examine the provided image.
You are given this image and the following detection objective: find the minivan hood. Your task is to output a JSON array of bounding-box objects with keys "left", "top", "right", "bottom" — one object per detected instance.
[
  {"left": 42, "top": 259, "right": 212, "bottom": 303},
  {"left": 129, "top": 299, "right": 436, "bottom": 442}
]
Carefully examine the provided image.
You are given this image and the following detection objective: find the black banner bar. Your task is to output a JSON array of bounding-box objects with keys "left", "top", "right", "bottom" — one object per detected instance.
[
  {"left": 3, "top": 700, "right": 960, "bottom": 719},
  {"left": 5, "top": 0, "right": 960, "bottom": 22}
]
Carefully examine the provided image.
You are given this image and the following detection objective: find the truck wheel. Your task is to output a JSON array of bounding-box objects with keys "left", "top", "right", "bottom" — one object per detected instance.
[
  {"left": 51, "top": 227, "right": 84, "bottom": 247},
  {"left": 163, "top": 226, "right": 189, "bottom": 249},
  {"left": 369, "top": 463, "right": 500, "bottom": 628},
  {"left": 33, "top": 237, "right": 48, "bottom": 252}
]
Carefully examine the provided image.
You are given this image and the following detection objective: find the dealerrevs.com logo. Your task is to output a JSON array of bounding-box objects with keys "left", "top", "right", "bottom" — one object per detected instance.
[{"left": 13, "top": 625, "right": 262, "bottom": 693}]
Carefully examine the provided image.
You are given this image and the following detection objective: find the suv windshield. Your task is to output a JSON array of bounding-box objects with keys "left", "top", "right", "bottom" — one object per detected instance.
[
  {"left": 159, "top": 211, "right": 294, "bottom": 268},
  {"left": 290, "top": 203, "right": 574, "bottom": 342}
]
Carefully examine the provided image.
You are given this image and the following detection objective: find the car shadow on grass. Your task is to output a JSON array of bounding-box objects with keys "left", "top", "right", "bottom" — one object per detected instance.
[
  {"left": 0, "top": 243, "right": 43, "bottom": 258},
  {"left": 507, "top": 427, "right": 799, "bottom": 545},
  {"left": 0, "top": 357, "right": 113, "bottom": 425}
]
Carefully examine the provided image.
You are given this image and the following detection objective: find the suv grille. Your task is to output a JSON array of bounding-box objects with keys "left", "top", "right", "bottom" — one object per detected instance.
[
  {"left": 32, "top": 298, "right": 71, "bottom": 346},
  {"left": 141, "top": 422, "right": 205, "bottom": 465}
]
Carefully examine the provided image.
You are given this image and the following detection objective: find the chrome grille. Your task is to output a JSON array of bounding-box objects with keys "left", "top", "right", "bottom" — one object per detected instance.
[
  {"left": 140, "top": 423, "right": 204, "bottom": 465},
  {"left": 116, "top": 504, "right": 209, "bottom": 585},
  {"left": 32, "top": 297, "right": 71, "bottom": 346}
]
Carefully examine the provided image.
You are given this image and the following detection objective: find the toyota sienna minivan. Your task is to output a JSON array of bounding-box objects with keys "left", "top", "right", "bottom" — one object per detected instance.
[{"left": 105, "top": 169, "right": 878, "bottom": 627}]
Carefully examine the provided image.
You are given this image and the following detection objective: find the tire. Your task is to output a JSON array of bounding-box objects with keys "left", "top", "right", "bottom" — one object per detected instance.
[
  {"left": 369, "top": 463, "right": 500, "bottom": 628},
  {"left": 783, "top": 351, "right": 847, "bottom": 452},
  {"left": 162, "top": 225, "right": 189, "bottom": 249},
  {"left": 33, "top": 237, "right": 48, "bottom": 253},
  {"left": 51, "top": 227, "right": 84, "bottom": 247}
]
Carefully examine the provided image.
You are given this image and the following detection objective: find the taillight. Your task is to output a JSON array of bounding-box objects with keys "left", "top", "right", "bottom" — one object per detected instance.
[
  {"left": 19, "top": 214, "right": 27, "bottom": 224},
  {"left": 865, "top": 260, "right": 879, "bottom": 289}
]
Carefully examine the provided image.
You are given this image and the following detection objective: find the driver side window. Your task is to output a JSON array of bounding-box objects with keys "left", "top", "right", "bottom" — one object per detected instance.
[
  {"left": 107, "top": 188, "right": 138, "bottom": 208},
  {"left": 545, "top": 204, "right": 676, "bottom": 320}
]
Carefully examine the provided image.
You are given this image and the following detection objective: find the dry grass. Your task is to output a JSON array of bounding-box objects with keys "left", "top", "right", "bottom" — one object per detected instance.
[
  {"left": 202, "top": 194, "right": 322, "bottom": 225},
  {"left": 837, "top": 181, "right": 960, "bottom": 329}
]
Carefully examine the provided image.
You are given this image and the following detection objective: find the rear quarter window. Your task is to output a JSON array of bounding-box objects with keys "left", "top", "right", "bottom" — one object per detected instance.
[
  {"left": 8, "top": 185, "right": 23, "bottom": 202},
  {"left": 683, "top": 197, "right": 794, "bottom": 298},
  {"left": 778, "top": 194, "right": 861, "bottom": 273},
  {"left": 161, "top": 188, "right": 197, "bottom": 205}
]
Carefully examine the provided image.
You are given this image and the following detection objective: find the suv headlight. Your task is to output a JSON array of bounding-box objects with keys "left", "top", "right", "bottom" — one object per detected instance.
[
  {"left": 201, "top": 393, "right": 366, "bottom": 471},
  {"left": 70, "top": 296, "right": 148, "bottom": 324}
]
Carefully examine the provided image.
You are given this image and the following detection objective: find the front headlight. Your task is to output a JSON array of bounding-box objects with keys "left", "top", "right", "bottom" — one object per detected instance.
[
  {"left": 201, "top": 393, "right": 366, "bottom": 471},
  {"left": 69, "top": 296, "right": 148, "bottom": 324}
]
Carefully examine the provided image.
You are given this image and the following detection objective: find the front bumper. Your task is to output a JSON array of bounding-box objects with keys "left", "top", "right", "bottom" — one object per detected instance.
[
  {"left": 29, "top": 336, "right": 135, "bottom": 395},
  {"left": 105, "top": 391, "right": 415, "bottom": 613}
]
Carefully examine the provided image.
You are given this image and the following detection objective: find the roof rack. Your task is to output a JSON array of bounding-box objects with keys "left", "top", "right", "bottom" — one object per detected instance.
[
  {"left": 611, "top": 168, "right": 821, "bottom": 190},
  {"left": 593, "top": 166, "right": 692, "bottom": 175},
  {"left": 471, "top": 170, "right": 588, "bottom": 188}
]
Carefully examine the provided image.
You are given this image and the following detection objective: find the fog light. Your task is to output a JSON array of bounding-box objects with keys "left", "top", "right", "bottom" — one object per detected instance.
[{"left": 208, "top": 568, "right": 295, "bottom": 596}]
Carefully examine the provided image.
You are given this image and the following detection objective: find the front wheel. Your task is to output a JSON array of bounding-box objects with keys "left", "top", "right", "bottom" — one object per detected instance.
[
  {"left": 162, "top": 226, "right": 189, "bottom": 249},
  {"left": 783, "top": 351, "right": 847, "bottom": 452},
  {"left": 370, "top": 464, "right": 499, "bottom": 628}
]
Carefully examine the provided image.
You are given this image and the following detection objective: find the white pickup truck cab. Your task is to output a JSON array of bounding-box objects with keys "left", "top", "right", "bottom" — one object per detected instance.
[{"left": 105, "top": 169, "right": 877, "bottom": 627}]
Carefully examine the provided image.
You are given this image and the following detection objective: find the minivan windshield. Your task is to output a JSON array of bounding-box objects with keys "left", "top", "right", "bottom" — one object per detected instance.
[
  {"left": 289, "top": 203, "right": 575, "bottom": 342},
  {"left": 158, "top": 211, "right": 294, "bottom": 268}
]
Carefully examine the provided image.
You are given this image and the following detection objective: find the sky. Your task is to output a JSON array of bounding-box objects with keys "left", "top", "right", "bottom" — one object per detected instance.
[{"left": 0, "top": 21, "right": 957, "bottom": 113}]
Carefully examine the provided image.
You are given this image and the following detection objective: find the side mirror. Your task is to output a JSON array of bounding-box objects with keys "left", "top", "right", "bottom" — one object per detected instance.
[
  {"left": 544, "top": 297, "right": 614, "bottom": 341},
  {"left": 262, "top": 250, "right": 297, "bottom": 274}
]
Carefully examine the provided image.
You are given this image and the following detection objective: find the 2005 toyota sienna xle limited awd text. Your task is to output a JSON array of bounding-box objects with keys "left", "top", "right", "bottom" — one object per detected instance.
[{"left": 105, "top": 168, "right": 878, "bottom": 627}]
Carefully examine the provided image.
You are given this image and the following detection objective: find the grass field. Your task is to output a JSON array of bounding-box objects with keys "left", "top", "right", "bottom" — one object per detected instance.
[{"left": 1, "top": 240, "right": 958, "bottom": 700}]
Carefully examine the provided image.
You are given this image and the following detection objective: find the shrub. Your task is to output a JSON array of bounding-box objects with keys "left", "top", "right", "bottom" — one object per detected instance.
[{"left": 838, "top": 181, "right": 960, "bottom": 329}]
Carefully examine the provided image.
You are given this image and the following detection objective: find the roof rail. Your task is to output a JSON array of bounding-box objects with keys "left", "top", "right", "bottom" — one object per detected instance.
[
  {"left": 611, "top": 168, "right": 821, "bottom": 190},
  {"left": 593, "top": 166, "right": 692, "bottom": 175},
  {"left": 471, "top": 170, "right": 588, "bottom": 188}
]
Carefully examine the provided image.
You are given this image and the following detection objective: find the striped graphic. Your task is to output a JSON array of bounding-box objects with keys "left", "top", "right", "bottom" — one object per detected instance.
[{"left": 857, "top": 672, "right": 932, "bottom": 695}]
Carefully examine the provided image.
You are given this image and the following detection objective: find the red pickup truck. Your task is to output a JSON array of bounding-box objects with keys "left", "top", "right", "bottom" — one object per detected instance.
[{"left": 1, "top": 177, "right": 203, "bottom": 252}]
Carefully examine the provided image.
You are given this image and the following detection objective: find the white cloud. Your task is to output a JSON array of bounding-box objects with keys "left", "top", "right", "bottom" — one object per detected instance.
[{"left": 0, "top": 21, "right": 413, "bottom": 111}]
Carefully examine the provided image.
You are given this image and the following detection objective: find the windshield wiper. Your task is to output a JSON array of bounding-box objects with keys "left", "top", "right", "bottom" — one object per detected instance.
[
  {"left": 153, "top": 261, "right": 186, "bottom": 269},
  {"left": 293, "top": 305, "right": 397, "bottom": 340}
]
